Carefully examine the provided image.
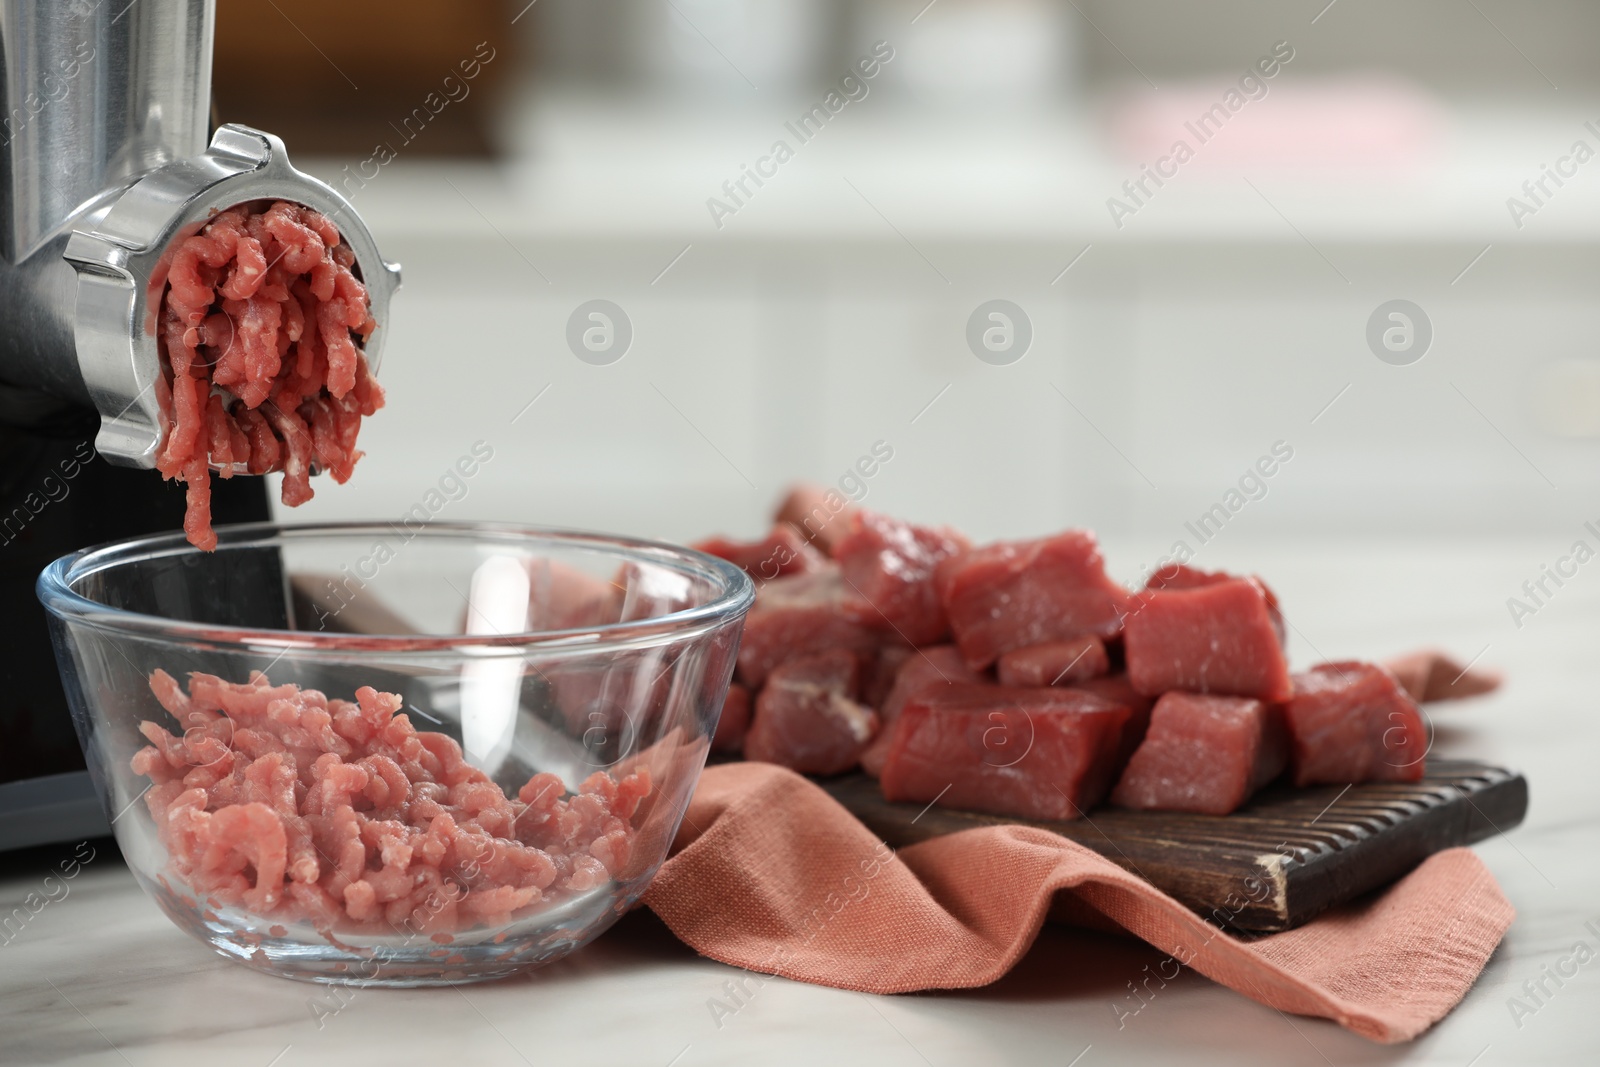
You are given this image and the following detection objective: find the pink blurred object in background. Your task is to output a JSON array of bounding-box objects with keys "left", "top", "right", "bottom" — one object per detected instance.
[{"left": 1108, "top": 78, "right": 1443, "bottom": 172}]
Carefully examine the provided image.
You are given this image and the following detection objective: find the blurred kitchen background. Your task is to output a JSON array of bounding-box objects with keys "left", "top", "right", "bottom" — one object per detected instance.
[{"left": 216, "top": 0, "right": 1600, "bottom": 605}]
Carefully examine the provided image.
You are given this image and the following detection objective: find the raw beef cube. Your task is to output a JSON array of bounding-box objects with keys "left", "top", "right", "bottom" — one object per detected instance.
[
  {"left": 1124, "top": 577, "right": 1291, "bottom": 701},
  {"left": 937, "top": 531, "right": 1132, "bottom": 669},
  {"left": 834, "top": 510, "right": 971, "bottom": 646},
  {"left": 1068, "top": 673, "right": 1154, "bottom": 767},
  {"left": 1145, "top": 564, "right": 1286, "bottom": 646},
  {"left": 525, "top": 558, "right": 619, "bottom": 630},
  {"left": 1144, "top": 563, "right": 1231, "bottom": 591},
  {"left": 878, "top": 684, "right": 1132, "bottom": 821},
  {"left": 712, "top": 683, "right": 752, "bottom": 753},
  {"left": 1069, "top": 672, "right": 1154, "bottom": 716},
  {"left": 877, "top": 646, "right": 990, "bottom": 724},
  {"left": 860, "top": 646, "right": 988, "bottom": 778},
  {"left": 775, "top": 483, "right": 857, "bottom": 555},
  {"left": 744, "top": 651, "right": 878, "bottom": 775},
  {"left": 997, "top": 636, "right": 1109, "bottom": 688},
  {"left": 1103, "top": 633, "right": 1126, "bottom": 672},
  {"left": 614, "top": 560, "right": 701, "bottom": 623},
  {"left": 1284, "top": 662, "right": 1428, "bottom": 784},
  {"left": 863, "top": 645, "right": 914, "bottom": 712},
  {"left": 694, "top": 524, "right": 825, "bottom": 582},
  {"left": 1110, "top": 692, "right": 1288, "bottom": 815},
  {"left": 734, "top": 567, "right": 887, "bottom": 688}
]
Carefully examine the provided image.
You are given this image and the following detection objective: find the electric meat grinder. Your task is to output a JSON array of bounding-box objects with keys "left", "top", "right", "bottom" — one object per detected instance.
[{"left": 0, "top": 0, "right": 399, "bottom": 849}]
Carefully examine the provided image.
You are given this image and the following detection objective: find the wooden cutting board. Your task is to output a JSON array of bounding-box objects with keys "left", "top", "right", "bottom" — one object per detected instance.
[{"left": 820, "top": 759, "right": 1527, "bottom": 933}]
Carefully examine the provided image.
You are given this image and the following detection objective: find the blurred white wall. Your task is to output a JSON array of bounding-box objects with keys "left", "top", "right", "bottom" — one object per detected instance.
[{"left": 278, "top": 0, "right": 1600, "bottom": 577}]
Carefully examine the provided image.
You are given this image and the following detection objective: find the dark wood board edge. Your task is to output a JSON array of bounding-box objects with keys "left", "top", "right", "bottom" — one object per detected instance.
[
  {"left": 1275, "top": 769, "right": 1529, "bottom": 931},
  {"left": 818, "top": 761, "right": 1529, "bottom": 934}
]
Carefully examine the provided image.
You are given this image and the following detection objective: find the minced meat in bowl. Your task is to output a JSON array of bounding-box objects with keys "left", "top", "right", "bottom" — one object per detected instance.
[{"left": 37, "top": 522, "right": 753, "bottom": 985}]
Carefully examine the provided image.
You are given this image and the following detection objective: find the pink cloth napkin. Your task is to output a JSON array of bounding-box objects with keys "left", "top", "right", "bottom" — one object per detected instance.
[
  {"left": 1384, "top": 649, "right": 1503, "bottom": 703},
  {"left": 644, "top": 762, "right": 1512, "bottom": 1044}
]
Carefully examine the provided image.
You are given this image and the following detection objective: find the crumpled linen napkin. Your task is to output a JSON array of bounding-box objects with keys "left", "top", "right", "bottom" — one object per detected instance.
[{"left": 643, "top": 762, "right": 1513, "bottom": 1044}]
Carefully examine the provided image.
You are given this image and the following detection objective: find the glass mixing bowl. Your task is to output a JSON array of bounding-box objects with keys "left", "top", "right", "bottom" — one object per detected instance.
[{"left": 38, "top": 522, "right": 753, "bottom": 986}]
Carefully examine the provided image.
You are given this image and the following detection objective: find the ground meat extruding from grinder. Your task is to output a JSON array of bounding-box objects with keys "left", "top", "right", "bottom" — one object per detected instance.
[
  {"left": 131, "top": 670, "right": 651, "bottom": 935},
  {"left": 156, "top": 201, "right": 384, "bottom": 550}
]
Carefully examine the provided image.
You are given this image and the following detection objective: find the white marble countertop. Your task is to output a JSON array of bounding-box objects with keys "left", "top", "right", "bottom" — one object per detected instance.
[{"left": 3, "top": 541, "right": 1597, "bottom": 1066}]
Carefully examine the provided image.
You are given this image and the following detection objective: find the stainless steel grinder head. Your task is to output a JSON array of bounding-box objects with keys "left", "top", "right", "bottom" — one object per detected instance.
[
  {"left": 0, "top": 1, "right": 399, "bottom": 467},
  {"left": 64, "top": 124, "right": 401, "bottom": 467}
]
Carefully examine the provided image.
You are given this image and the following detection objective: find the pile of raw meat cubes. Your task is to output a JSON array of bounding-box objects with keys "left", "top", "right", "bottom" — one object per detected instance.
[{"left": 697, "top": 486, "right": 1430, "bottom": 822}]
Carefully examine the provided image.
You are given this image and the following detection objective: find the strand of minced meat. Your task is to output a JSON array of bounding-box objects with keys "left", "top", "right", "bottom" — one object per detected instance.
[{"left": 155, "top": 200, "right": 384, "bottom": 550}]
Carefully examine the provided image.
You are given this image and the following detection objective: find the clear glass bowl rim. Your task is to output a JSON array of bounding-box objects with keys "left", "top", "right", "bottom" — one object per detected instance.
[{"left": 36, "top": 519, "right": 755, "bottom": 657}]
